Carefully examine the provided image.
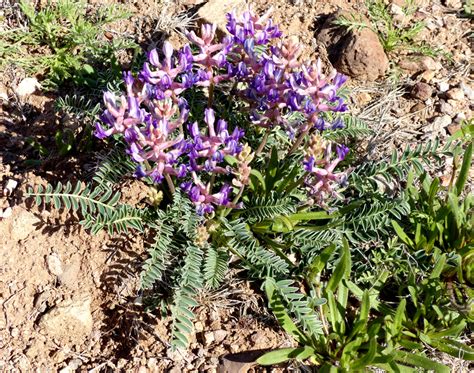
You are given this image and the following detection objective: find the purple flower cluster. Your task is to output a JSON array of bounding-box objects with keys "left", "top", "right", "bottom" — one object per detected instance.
[
  {"left": 94, "top": 8, "right": 350, "bottom": 213},
  {"left": 303, "top": 134, "right": 349, "bottom": 205},
  {"left": 224, "top": 9, "right": 348, "bottom": 137},
  {"left": 95, "top": 37, "right": 244, "bottom": 214}
]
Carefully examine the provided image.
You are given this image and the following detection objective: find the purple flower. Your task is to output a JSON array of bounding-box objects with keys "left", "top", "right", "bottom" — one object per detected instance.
[
  {"left": 333, "top": 73, "right": 347, "bottom": 89},
  {"left": 94, "top": 122, "right": 112, "bottom": 139},
  {"left": 331, "top": 118, "right": 344, "bottom": 130},
  {"left": 303, "top": 156, "right": 315, "bottom": 172},
  {"left": 148, "top": 49, "right": 160, "bottom": 67},
  {"left": 314, "top": 118, "right": 325, "bottom": 131},
  {"left": 123, "top": 71, "right": 134, "bottom": 92},
  {"left": 135, "top": 165, "right": 147, "bottom": 178},
  {"left": 336, "top": 144, "right": 349, "bottom": 161},
  {"left": 303, "top": 137, "right": 349, "bottom": 206}
]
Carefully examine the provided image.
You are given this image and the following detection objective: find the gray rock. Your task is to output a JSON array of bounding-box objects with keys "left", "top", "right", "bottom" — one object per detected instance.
[
  {"left": 425, "top": 115, "right": 452, "bottom": 137},
  {"left": 438, "top": 81, "right": 450, "bottom": 93},
  {"left": 460, "top": 82, "right": 474, "bottom": 101}
]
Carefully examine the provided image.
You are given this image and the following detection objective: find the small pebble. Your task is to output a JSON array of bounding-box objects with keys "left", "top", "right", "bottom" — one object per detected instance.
[
  {"left": 356, "top": 92, "right": 372, "bottom": 106},
  {"left": 194, "top": 321, "right": 204, "bottom": 332},
  {"left": 454, "top": 113, "right": 467, "bottom": 123},
  {"left": 438, "top": 82, "right": 450, "bottom": 93},
  {"left": 460, "top": 82, "right": 474, "bottom": 101},
  {"left": 429, "top": 115, "right": 452, "bottom": 134},
  {"left": 439, "top": 100, "right": 454, "bottom": 115},
  {"left": 411, "top": 82, "right": 433, "bottom": 101},
  {"left": 446, "top": 88, "right": 465, "bottom": 101},
  {"left": 15, "top": 77, "right": 41, "bottom": 97},
  {"left": 213, "top": 330, "right": 228, "bottom": 344},
  {"left": 46, "top": 253, "right": 63, "bottom": 277},
  {"left": 10, "top": 327, "right": 19, "bottom": 338},
  {"left": 420, "top": 56, "right": 440, "bottom": 71},
  {"left": 410, "top": 102, "right": 426, "bottom": 113},
  {"left": 203, "top": 331, "right": 215, "bottom": 346},
  {"left": 420, "top": 70, "right": 435, "bottom": 83}
]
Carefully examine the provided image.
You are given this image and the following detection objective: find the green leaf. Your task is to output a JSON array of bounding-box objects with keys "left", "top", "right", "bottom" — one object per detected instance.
[
  {"left": 249, "top": 169, "right": 266, "bottom": 192},
  {"left": 393, "top": 351, "right": 450, "bottom": 372},
  {"left": 426, "top": 320, "right": 467, "bottom": 339},
  {"left": 358, "top": 290, "right": 370, "bottom": 324},
  {"left": 326, "top": 290, "right": 343, "bottom": 334},
  {"left": 287, "top": 211, "right": 338, "bottom": 222},
  {"left": 392, "top": 298, "right": 406, "bottom": 336},
  {"left": 276, "top": 163, "right": 301, "bottom": 193},
  {"left": 391, "top": 220, "right": 414, "bottom": 246},
  {"left": 257, "top": 346, "right": 314, "bottom": 365},
  {"left": 224, "top": 155, "right": 237, "bottom": 166},
  {"left": 265, "top": 146, "right": 279, "bottom": 191},
  {"left": 351, "top": 337, "right": 377, "bottom": 370},
  {"left": 326, "top": 238, "right": 351, "bottom": 293},
  {"left": 319, "top": 364, "right": 339, "bottom": 373},
  {"left": 430, "top": 337, "right": 474, "bottom": 360},
  {"left": 307, "top": 244, "right": 337, "bottom": 283},
  {"left": 454, "top": 142, "right": 472, "bottom": 195},
  {"left": 430, "top": 254, "right": 446, "bottom": 279},
  {"left": 264, "top": 278, "right": 307, "bottom": 345}
]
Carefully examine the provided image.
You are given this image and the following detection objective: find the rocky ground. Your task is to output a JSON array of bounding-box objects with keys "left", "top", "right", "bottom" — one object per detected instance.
[{"left": 0, "top": 0, "right": 472, "bottom": 371}]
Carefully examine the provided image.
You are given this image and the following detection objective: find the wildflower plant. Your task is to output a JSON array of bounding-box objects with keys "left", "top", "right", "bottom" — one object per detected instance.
[
  {"left": 27, "top": 7, "right": 473, "bottom": 367},
  {"left": 94, "top": 9, "right": 350, "bottom": 215}
]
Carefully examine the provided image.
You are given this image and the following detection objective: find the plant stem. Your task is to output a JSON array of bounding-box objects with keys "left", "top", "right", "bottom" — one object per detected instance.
[
  {"left": 288, "top": 128, "right": 310, "bottom": 155},
  {"left": 255, "top": 128, "right": 271, "bottom": 156},
  {"left": 220, "top": 185, "right": 245, "bottom": 218},
  {"left": 208, "top": 174, "right": 216, "bottom": 192},
  {"left": 208, "top": 82, "right": 214, "bottom": 108},
  {"left": 164, "top": 173, "right": 175, "bottom": 194},
  {"left": 315, "top": 275, "right": 330, "bottom": 336}
]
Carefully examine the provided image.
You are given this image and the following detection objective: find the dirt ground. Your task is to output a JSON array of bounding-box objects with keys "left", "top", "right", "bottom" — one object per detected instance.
[{"left": 0, "top": 0, "right": 472, "bottom": 371}]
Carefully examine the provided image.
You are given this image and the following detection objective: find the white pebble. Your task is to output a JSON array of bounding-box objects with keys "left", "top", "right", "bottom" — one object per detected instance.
[{"left": 438, "top": 82, "right": 450, "bottom": 93}]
